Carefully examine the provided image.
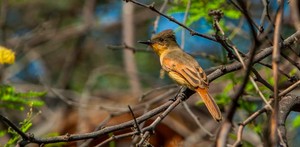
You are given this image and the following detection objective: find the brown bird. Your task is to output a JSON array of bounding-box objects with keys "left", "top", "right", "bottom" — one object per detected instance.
[{"left": 139, "top": 29, "right": 222, "bottom": 122}]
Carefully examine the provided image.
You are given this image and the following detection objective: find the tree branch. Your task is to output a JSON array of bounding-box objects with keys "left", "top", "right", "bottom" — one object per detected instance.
[{"left": 123, "top": 0, "right": 217, "bottom": 42}]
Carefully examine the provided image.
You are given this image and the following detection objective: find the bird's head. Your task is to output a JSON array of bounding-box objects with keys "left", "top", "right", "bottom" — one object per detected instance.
[{"left": 139, "top": 29, "right": 179, "bottom": 56}]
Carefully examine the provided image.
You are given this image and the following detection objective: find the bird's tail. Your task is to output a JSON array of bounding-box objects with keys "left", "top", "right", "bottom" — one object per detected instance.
[{"left": 196, "top": 88, "right": 222, "bottom": 122}]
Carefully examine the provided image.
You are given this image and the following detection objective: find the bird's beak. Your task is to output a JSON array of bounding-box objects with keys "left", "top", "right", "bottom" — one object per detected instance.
[{"left": 138, "top": 40, "right": 153, "bottom": 45}]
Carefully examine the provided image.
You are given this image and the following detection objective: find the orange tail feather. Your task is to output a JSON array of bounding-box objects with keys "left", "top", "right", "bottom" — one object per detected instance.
[{"left": 196, "top": 88, "right": 222, "bottom": 122}]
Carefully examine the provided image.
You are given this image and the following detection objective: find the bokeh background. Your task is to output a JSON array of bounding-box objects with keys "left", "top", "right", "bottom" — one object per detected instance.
[{"left": 0, "top": 0, "right": 299, "bottom": 146}]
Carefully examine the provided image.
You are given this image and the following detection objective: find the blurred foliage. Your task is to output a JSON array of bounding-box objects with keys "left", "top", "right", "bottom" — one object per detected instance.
[
  {"left": 4, "top": 107, "right": 34, "bottom": 147},
  {"left": 0, "top": 85, "right": 45, "bottom": 145},
  {"left": 0, "top": 85, "right": 45, "bottom": 110},
  {"left": 0, "top": 0, "right": 298, "bottom": 146},
  {"left": 212, "top": 68, "right": 273, "bottom": 143},
  {"left": 168, "top": 0, "right": 241, "bottom": 26},
  {"left": 293, "top": 116, "right": 300, "bottom": 128},
  {"left": 109, "top": 133, "right": 116, "bottom": 147},
  {"left": 214, "top": 73, "right": 235, "bottom": 105},
  {"left": 95, "top": 74, "right": 130, "bottom": 92}
]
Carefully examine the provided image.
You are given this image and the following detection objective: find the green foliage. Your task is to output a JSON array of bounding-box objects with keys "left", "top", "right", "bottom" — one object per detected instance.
[
  {"left": 109, "top": 133, "right": 116, "bottom": 147},
  {"left": 264, "top": 67, "right": 289, "bottom": 87},
  {"left": 252, "top": 123, "right": 263, "bottom": 135},
  {"left": 0, "top": 85, "right": 45, "bottom": 146},
  {"left": 0, "top": 130, "right": 5, "bottom": 137},
  {"left": 239, "top": 100, "right": 257, "bottom": 113},
  {"left": 215, "top": 81, "right": 233, "bottom": 105},
  {"left": 289, "top": 68, "right": 298, "bottom": 76},
  {"left": 0, "top": 85, "right": 45, "bottom": 111},
  {"left": 44, "top": 133, "right": 66, "bottom": 147},
  {"left": 292, "top": 115, "right": 300, "bottom": 128},
  {"left": 168, "top": 0, "right": 241, "bottom": 26},
  {"left": 5, "top": 106, "right": 36, "bottom": 147},
  {"left": 95, "top": 74, "right": 130, "bottom": 92},
  {"left": 213, "top": 73, "right": 237, "bottom": 106}
]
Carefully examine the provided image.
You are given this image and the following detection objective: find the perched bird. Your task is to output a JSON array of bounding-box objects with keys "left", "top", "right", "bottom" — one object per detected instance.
[{"left": 139, "top": 29, "right": 222, "bottom": 122}]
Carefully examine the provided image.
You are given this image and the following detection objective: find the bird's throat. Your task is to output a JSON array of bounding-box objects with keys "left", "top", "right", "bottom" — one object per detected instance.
[{"left": 152, "top": 44, "right": 168, "bottom": 56}]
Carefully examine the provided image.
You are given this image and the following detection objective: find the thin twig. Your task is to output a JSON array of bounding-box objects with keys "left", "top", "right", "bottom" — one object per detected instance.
[
  {"left": 131, "top": 104, "right": 150, "bottom": 146},
  {"left": 98, "top": 89, "right": 176, "bottom": 116},
  {"left": 107, "top": 43, "right": 153, "bottom": 53},
  {"left": 279, "top": 80, "right": 300, "bottom": 97},
  {"left": 280, "top": 52, "right": 300, "bottom": 70},
  {"left": 210, "top": 7, "right": 272, "bottom": 130},
  {"left": 128, "top": 105, "right": 142, "bottom": 137},
  {"left": 230, "top": 42, "right": 272, "bottom": 110},
  {"left": 228, "top": 0, "right": 260, "bottom": 34},
  {"left": 137, "top": 131, "right": 150, "bottom": 146},
  {"left": 0, "top": 115, "right": 29, "bottom": 140},
  {"left": 209, "top": 10, "right": 239, "bottom": 61},
  {"left": 96, "top": 132, "right": 137, "bottom": 147},
  {"left": 182, "top": 102, "right": 214, "bottom": 137},
  {"left": 232, "top": 99, "right": 272, "bottom": 147},
  {"left": 88, "top": 97, "right": 159, "bottom": 144},
  {"left": 251, "top": 68, "right": 274, "bottom": 91},
  {"left": 137, "top": 89, "right": 191, "bottom": 146},
  {"left": 270, "top": 1, "right": 284, "bottom": 145},
  {"left": 209, "top": 30, "right": 300, "bottom": 82},
  {"left": 139, "top": 84, "right": 177, "bottom": 101},
  {"left": 216, "top": 1, "right": 261, "bottom": 146},
  {"left": 258, "top": 0, "right": 267, "bottom": 35},
  {"left": 124, "top": 0, "right": 217, "bottom": 42},
  {"left": 152, "top": 0, "right": 169, "bottom": 34},
  {"left": 258, "top": 62, "right": 293, "bottom": 80},
  {"left": 181, "top": 0, "right": 191, "bottom": 49},
  {"left": 232, "top": 79, "right": 300, "bottom": 146}
]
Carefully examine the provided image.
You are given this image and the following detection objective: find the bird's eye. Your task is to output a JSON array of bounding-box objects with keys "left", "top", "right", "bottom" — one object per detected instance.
[{"left": 159, "top": 38, "right": 164, "bottom": 42}]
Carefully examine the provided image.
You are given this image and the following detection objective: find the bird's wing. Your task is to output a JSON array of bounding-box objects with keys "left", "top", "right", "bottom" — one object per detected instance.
[{"left": 161, "top": 51, "right": 208, "bottom": 88}]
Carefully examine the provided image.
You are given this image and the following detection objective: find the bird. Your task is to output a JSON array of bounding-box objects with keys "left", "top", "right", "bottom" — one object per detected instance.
[{"left": 139, "top": 29, "right": 222, "bottom": 122}]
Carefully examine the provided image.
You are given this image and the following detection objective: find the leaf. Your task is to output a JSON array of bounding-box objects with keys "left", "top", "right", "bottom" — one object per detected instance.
[
  {"left": 292, "top": 115, "right": 300, "bottom": 128},
  {"left": 167, "top": 0, "right": 240, "bottom": 27},
  {"left": 0, "top": 130, "right": 6, "bottom": 137},
  {"left": 0, "top": 85, "right": 45, "bottom": 110}
]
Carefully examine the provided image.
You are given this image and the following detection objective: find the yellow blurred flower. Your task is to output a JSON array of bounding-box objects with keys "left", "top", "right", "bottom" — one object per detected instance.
[{"left": 0, "top": 46, "right": 15, "bottom": 64}]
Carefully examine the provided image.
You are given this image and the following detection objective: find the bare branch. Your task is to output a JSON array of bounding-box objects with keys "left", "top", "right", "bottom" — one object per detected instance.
[
  {"left": 181, "top": 0, "right": 191, "bottom": 48},
  {"left": 152, "top": 0, "right": 169, "bottom": 34},
  {"left": 209, "top": 30, "right": 300, "bottom": 82},
  {"left": 128, "top": 105, "right": 142, "bottom": 137},
  {"left": 95, "top": 132, "right": 137, "bottom": 147},
  {"left": 0, "top": 115, "right": 29, "bottom": 141},
  {"left": 232, "top": 100, "right": 271, "bottom": 147},
  {"left": 182, "top": 102, "right": 214, "bottom": 137},
  {"left": 270, "top": 1, "right": 284, "bottom": 145},
  {"left": 232, "top": 78, "right": 300, "bottom": 146},
  {"left": 123, "top": 0, "right": 217, "bottom": 42},
  {"left": 277, "top": 95, "right": 300, "bottom": 147},
  {"left": 107, "top": 43, "right": 153, "bottom": 53}
]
